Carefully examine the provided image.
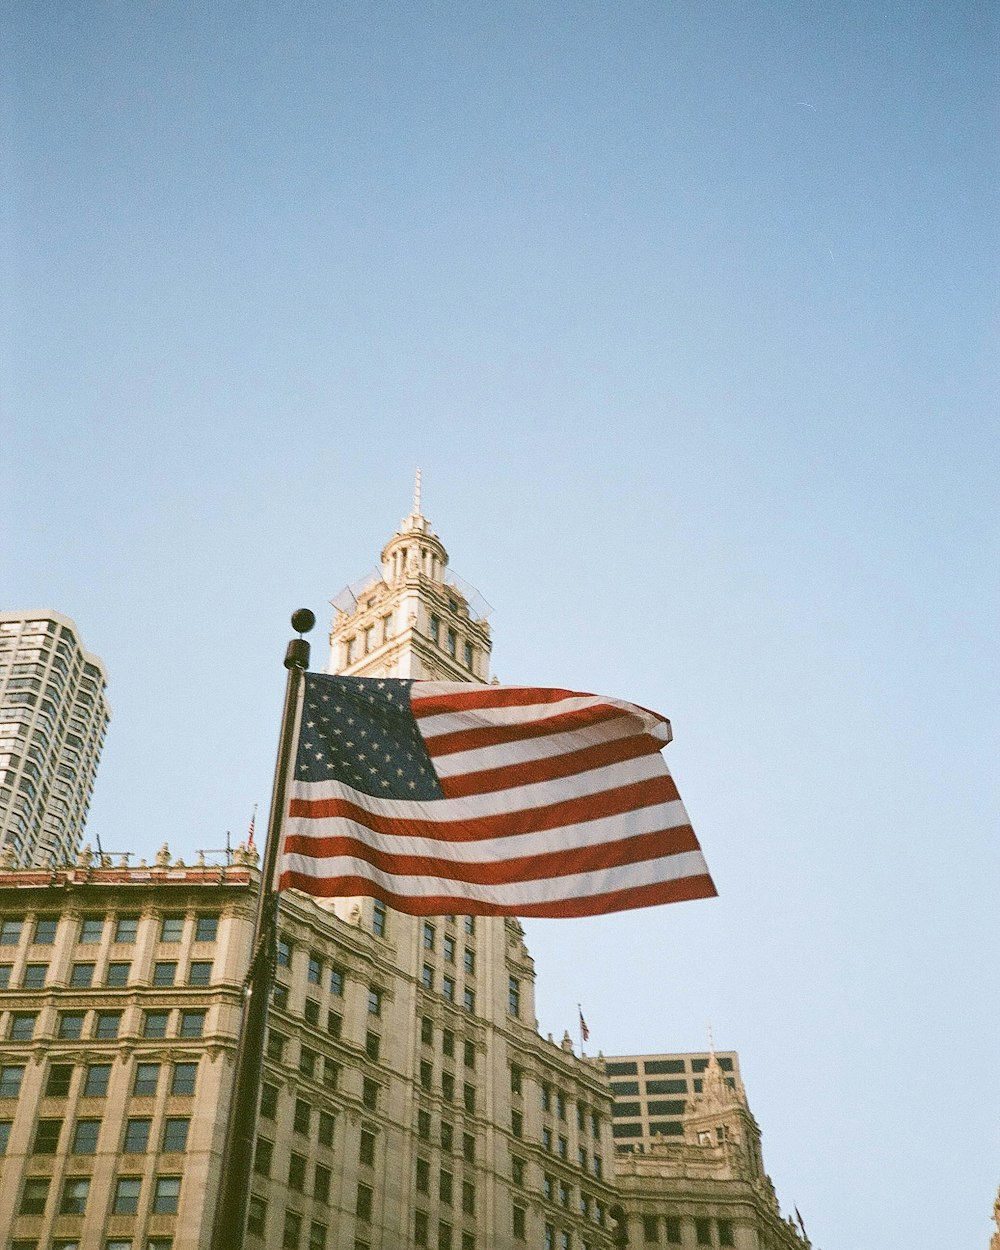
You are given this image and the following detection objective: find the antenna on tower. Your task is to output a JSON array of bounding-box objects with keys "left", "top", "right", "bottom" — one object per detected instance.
[
  {"left": 413, "top": 466, "right": 422, "bottom": 515},
  {"left": 707, "top": 1021, "right": 715, "bottom": 1057}
]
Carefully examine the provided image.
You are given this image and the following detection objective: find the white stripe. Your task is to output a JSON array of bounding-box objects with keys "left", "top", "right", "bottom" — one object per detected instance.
[
  {"left": 412, "top": 687, "right": 671, "bottom": 745},
  {"left": 280, "top": 849, "right": 710, "bottom": 905},
  {"left": 429, "top": 712, "right": 645, "bottom": 779},
  {"left": 288, "top": 753, "right": 672, "bottom": 821},
  {"left": 282, "top": 797, "right": 690, "bottom": 864}
]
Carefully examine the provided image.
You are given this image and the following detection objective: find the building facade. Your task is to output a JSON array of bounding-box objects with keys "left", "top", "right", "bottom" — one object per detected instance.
[
  {"left": 606, "top": 1052, "right": 743, "bottom": 1150},
  {"left": 0, "top": 491, "right": 809, "bottom": 1250},
  {"left": 0, "top": 612, "right": 110, "bottom": 868}
]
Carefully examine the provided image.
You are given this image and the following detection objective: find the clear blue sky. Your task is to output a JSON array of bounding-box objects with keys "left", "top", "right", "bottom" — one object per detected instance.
[{"left": 3, "top": 3, "right": 997, "bottom": 1245}]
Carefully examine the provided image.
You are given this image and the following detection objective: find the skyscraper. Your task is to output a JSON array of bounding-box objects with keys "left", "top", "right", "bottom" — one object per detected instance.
[{"left": 0, "top": 611, "right": 110, "bottom": 867}]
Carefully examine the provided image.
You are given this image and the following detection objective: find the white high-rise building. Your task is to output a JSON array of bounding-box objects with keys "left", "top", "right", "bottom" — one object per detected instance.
[{"left": 0, "top": 611, "right": 110, "bottom": 867}]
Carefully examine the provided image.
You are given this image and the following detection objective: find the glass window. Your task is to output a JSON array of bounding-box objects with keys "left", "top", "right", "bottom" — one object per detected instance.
[
  {"left": 422, "top": 965, "right": 434, "bottom": 991},
  {"left": 267, "top": 1031, "right": 285, "bottom": 1061},
  {"left": 0, "top": 1119, "right": 9, "bottom": 1153},
  {"left": 644, "top": 1059, "right": 685, "bottom": 1075},
  {"left": 356, "top": 1183, "right": 373, "bottom": 1222},
  {"left": 463, "top": 1133, "right": 475, "bottom": 1163},
  {"left": 23, "top": 963, "right": 47, "bottom": 988},
  {"left": 318, "top": 1111, "right": 335, "bottom": 1146},
  {"left": 326, "top": 1010, "right": 342, "bottom": 1038},
  {"left": 289, "top": 1152, "right": 306, "bottom": 1190},
  {"left": 463, "top": 915, "right": 475, "bottom": 934},
  {"left": 79, "top": 916, "right": 104, "bottom": 944},
  {"left": 463, "top": 1083, "right": 476, "bottom": 1113},
  {"left": 153, "top": 961, "right": 177, "bottom": 987},
  {"left": 113, "top": 1177, "right": 142, "bottom": 1214},
  {"left": 418, "top": 1110, "right": 431, "bottom": 1140},
  {"left": 283, "top": 1211, "right": 302, "bottom": 1249},
  {"left": 194, "top": 914, "right": 218, "bottom": 942},
  {"left": 153, "top": 1177, "right": 181, "bottom": 1214},
  {"left": 665, "top": 1218, "right": 682, "bottom": 1244},
  {"left": 367, "top": 988, "right": 382, "bottom": 1016},
  {"left": 463, "top": 989, "right": 475, "bottom": 1014},
  {"left": 423, "top": 922, "right": 435, "bottom": 949},
  {"left": 463, "top": 948, "right": 475, "bottom": 975},
  {"left": 329, "top": 966, "right": 344, "bottom": 996},
  {"left": 72, "top": 1119, "right": 100, "bottom": 1154},
  {"left": 0, "top": 919, "right": 22, "bottom": 945},
  {"left": 303, "top": 998, "right": 319, "bottom": 1026},
  {"left": 188, "top": 961, "right": 212, "bottom": 986},
  {"left": 162, "top": 1118, "right": 189, "bottom": 1152},
  {"left": 179, "top": 1010, "right": 206, "bottom": 1038},
  {"left": 106, "top": 961, "right": 130, "bottom": 987},
  {"left": 464, "top": 1039, "right": 476, "bottom": 1069},
  {"left": 508, "top": 976, "right": 520, "bottom": 1016},
  {"left": 362, "top": 1078, "right": 378, "bottom": 1110},
  {"left": 309, "top": 1221, "right": 326, "bottom": 1250},
  {"left": 123, "top": 1118, "right": 151, "bottom": 1152},
  {"left": 46, "top": 1063, "right": 74, "bottom": 1096},
  {"left": 60, "top": 1177, "right": 90, "bottom": 1214},
  {"left": 166, "top": 1061, "right": 195, "bottom": 1096},
  {"left": 315, "top": 1162, "right": 331, "bottom": 1203},
  {"left": 33, "top": 1118, "right": 62, "bottom": 1153},
  {"left": 70, "top": 962, "right": 95, "bottom": 987},
  {"left": 512, "top": 1205, "right": 526, "bottom": 1240},
  {"left": 95, "top": 1010, "right": 122, "bottom": 1039},
  {"left": 443, "top": 935, "right": 455, "bottom": 962},
  {"left": 254, "top": 1137, "right": 273, "bottom": 1176},
  {"left": 308, "top": 954, "right": 322, "bottom": 984},
  {"left": 441, "top": 1120, "right": 453, "bottom": 1151},
  {"left": 365, "top": 1031, "right": 380, "bottom": 1061},
  {"left": 695, "top": 1220, "right": 711, "bottom": 1246},
  {"left": 293, "top": 1099, "right": 311, "bottom": 1135},
  {"left": 160, "top": 914, "right": 184, "bottom": 942},
  {"left": 83, "top": 1064, "right": 111, "bottom": 1097},
  {"left": 442, "top": 1072, "right": 454, "bottom": 1101},
  {"left": 32, "top": 915, "right": 58, "bottom": 944},
  {"left": 420, "top": 1015, "right": 433, "bottom": 1045},
  {"left": 372, "top": 900, "right": 386, "bottom": 937},
  {"left": 0, "top": 964, "right": 11, "bottom": 988},
  {"left": 557, "top": 1092, "right": 567, "bottom": 1120},
  {"left": 510, "top": 1064, "right": 523, "bottom": 1094},
  {"left": 144, "top": 1011, "right": 169, "bottom": 1039},
  {"left": 511, "top": 1109, "right": 523, "bottom": 1138},
  {"left": 442, "top": 975, "right": 455, "bottom": 1002},
  {"left": 9, "top": 1011, "right": 37, "bottom": 1040},
  {"left": 442, "top": 1029, "right": 454, "bottom": 1057},
  {"left": 272, "top": 983, "right": 289, "bottom": 1010},
  {"left": 359, "top": 1129, "right": 376, "bottom": 1166},
  {"left": 446, "top": 628, "right": 457, "bottom": 657},
  {"left": 248, "top": 1195, "right": 267, "bottom": 1237},
  {"left": 20, "top": 1176, "right": 51, "bottom": 1214},
  {"left": 718, "top": 1221, "right": 734, "bottom": 1247},
  {"left": 114, "top": 915, "right": 139, "bottom": 943}
]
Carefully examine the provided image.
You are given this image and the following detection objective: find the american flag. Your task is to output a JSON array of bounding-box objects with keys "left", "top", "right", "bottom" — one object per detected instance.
[{"left": 278, "top": 674, "right": 716, "bottom": 917}]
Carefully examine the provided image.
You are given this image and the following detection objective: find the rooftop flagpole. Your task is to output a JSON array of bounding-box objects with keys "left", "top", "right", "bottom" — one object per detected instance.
[{"left": 209, "top": 608, "right": 315, "bottom": 1250}]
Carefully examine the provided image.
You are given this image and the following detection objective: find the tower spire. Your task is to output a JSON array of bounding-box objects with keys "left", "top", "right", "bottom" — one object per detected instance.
[{"left": 413, "top": 466, "right": 422, "bottom": 516}]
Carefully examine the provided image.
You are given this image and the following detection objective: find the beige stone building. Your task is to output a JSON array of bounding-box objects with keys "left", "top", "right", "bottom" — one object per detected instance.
[{"left": 0, "top": 488, "right": 810, "bottom": 1250}]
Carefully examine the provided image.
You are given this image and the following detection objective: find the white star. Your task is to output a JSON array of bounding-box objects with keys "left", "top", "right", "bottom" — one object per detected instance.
[
  {"left": 306, "top": 721, "right": 315, "bottom": 728},
  {"left": 380, "top": 779, "right": 390, "bottom": 788},
  {"left": 369, "top": 766, "right": 378, "bottom": 774},
  {"left": 334, "top": 728, "right": 342, "bottom": 736},
  {"left": 408, "top": 780, "right": 417, "bottom": 790}
]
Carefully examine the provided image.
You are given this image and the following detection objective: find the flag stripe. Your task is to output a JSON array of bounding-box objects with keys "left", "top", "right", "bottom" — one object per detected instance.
[
  {"left": 437, "top": 731, "right": 666, "bottom": 798},
  {"left": 428, "top": 713, "right": 641, "bottom": 778},
  {"left": 288, "top": 773, "right": 681, "bottom": 842},
  {"left": 282, "top": 824, "right": 701, "bottom": 886},
  {"left": 422, "top": 701, "right": 639, "bottom": 757}
]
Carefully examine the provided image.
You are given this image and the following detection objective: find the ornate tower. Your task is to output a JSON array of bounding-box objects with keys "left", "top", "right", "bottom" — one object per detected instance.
[{"left": 328, "top": 471, "right": 492, "bottom": 683}]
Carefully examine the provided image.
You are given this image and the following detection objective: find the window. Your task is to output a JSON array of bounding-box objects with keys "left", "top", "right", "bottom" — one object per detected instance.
[
  {"left": 442, "top": 975, "right": 455, "bottom": 1002},
  {"left": 0, "top": 1119, "right": 10, "bottom": 1153},
  {"left": 179, "top": 1009, "right": 206, "bottom": 1038},
  {"left": 665, "top": 1218, "right": 682, "bottom": 1244},
  {"left": 443, "top": 935, "right": 455, "bottom": 962},
  {"left": 69, "top": 961, "right": 95, "bottom": 987},
  {"left": 160, "top": 914, "right": 184, "bottom": 942},
  {"left": 422, "top": 965, "right": 434, "bottom": 991},
  {"left": 0, "top": 964, "right": 10, "bottom": 988},
  {"left": 23, "top": 962, "right": 47, "bottom": 988},
  {"left": 559, "top": 1181, "right": 570, "bottom": 1207},
  {"left": 441, "top": 1072, "right": 455, "bottom": 1102},
  {"left": 153, "top": 1176, "right": 180, "bottom": 1214},
  {"left": 95, "top": 1010, "right": 122, "bottom": 1039},
  {"left": 557, "top": 1093, "right": 567, "bottom": 1120},
  {"left": 511, "top": 1109, "right": 523, "bottom": 1138},
  {"left": 113, "top": 1177, "right": 141, "bottom": 1214},
  {"left": 46, "top": 1062, "right": 74, "bottom": 1096},
  {"left": 463, "top": 948, "right": 475, "bottom": 975},
  {"left": 463, "top": 1133, "right": 475, "bottom": 1162},
  {"left": 32, "top": 1118, "right": 62, "bottom": 1154},
  {"left": 372, "top": 900, "right": 386, "bottom": 937},
  {"left": 359, "top": 1127, "right": 376, "bottom": 1166},
  {"left": 123, "top": 1118, "right": 151, "bottom": 1152},
  {"left": 578, "top": 1146, "right": 588, "bottom": 1169},
  {"left": 421, "top": 1015, "right": 433, "bottom": 1045},
  {"left": 463, "top": 1083, "right": 476, "bottom": 1113},
  {"left": 144, "top": 1011, "right": 169, "bottom": 1039},
  {"left": 511, "top": 1155, "right": 525, "bottom": 1185},
  {"left": 106, "top": 961, "right": 131, "bottom": 987},
  {"left": 248, "top": 1194, "right": 267, "bottom": 1237},
  {"left": 356, "top": 1183, "right": 373, "bottom": 1222},
  {"left": 80, "top": 916, "right": 104, "bottom": 943},
  {"left": 646, "top": 1079, "right": 687, "bottom": 1095},
  {"left": 318, "top": 1111, "right": 335, "bottom": 1146},
  {"left": 416, "top": 1157, "right": 430, "bottom": 1193},
  {"left": 440, "top": 1120, "right": 454, "bottom": 1151},
  {"left": 304, "top": 998, "right": 319, "bottom": 1026},
  {"left": 153, "top": 961, "right": 177, "bottom": 986},
  {"left": 329, "top": 966, "right": 344, "bottom": 996},
  {"left": 462, "top": 1181, "right": 475, "bottom": 1215},
  {"left": 365, "top": 1031, "right": 380, "bottom": 1061},
  {"left": 592, "top": 1156, "right": 602, "bottom": 1178},
  {"left": 308, "top": 953, "right": 322, "bottom": 984},
  {"left": 189, "top": 960, "right": 212, "bottom": 986},
  {"left": 512, "top": 1204, "right": 526, "bottom": 1240},
  {"left": 324, "top": 1057, "right": 340, "bottom": 1089},
  {"left": 162, "top": 1118, "right": 189, "bottom": 1153},
  {"left": 0, "top": 919, "right": 22, "bottom": 944},
  {"left": 309, "top": 1221, "right": 327, "bottom": 1250},
  {"left": 293, "top": 1099, "right": 311, "bottom": 1135},
  {"left": 10, "top": 1011, "right": 37, "bottom": 1040},
  {"left": 418, "top": 1109, "right": 431, "bottom": 1139},
  {"left": 415, "top": 1210, "right": 430, "bottom": 1246},
  {"left": 83, "top": 1064, "right": 110, "bottom": 1097},
  {"left": 327, "top": 1010, "right": 342, "bottom": 1038},
  {"left": 429, "top": 615, "right": 440, "bottom": 643},
  {"left": 72, "top": 1119, "right": 100, "bottom": 1154},
  {"left": 542, "top": 1127, "right": 552, "bottom": 1151},
  {"left": 115, "top": 915, "right": 139, "bottom": 943},
  {"left": 195, "top": 913, "right": 218, "bottom": 942},
  {"left": 439, "top": 1223, "right": 453, "bottom": 1250},
  {"left": 299, "top": 1047, "right": 317, "bottom": 1079},
  {"left": 33, "top": 915, "right": 58, "bottom": 944},
  {"left": 20, "top": 1176, "right": 50, "bottom": 1213},
  {"left": 718, "top": 1221, "right": 735, "bottom": 1248},
  {"left": 695, "top": 1220, "right": 711, "bottom": 1246},
  {"left": 368, "top": 988, "right": 382, "bottom": 1016},
  {"left": 289, "top": 1152, "right": 306, "bottom": 1191},
  {"left": 510, "top": 1064, "right": 523, "bottom": 1093},
  {"left": 464, "top": 640, "right": 474, "bottom": 668},
  {"left": 171, "top": 1062, "right": 198, "bottom": 1095},
  {"left": 544, "top": 1227, "right": 555, "bottom": 1250},
  {"left": 463, "top": 988, "right": 475, "bottom": 1014},
  {"left": 440, "top": 1167, "right": 453, "bottom": 1205},
  {"left": 362, "top": 1078, "right": 379, "bottom": 1110},
  {"left": 272, "top": 984, "right": 289, "bottom": 1010},
  {"left": 60, "top": 1177, "right": 90, "bottom": 1214},
  {"left": 310, "top": 1159, "right": 331, "bottom": 1204},
  {"left": 441, "top": 1028, "right": 455, "bottom": 1057},
  {"left": 423, "top": 922, "right": 436, "bottom": 949},
  {"left": 446, "top": 628, "right": 457, "bottom": 657},
  {"left": 277, "top": 937, "right": 292, "bottom": 967}
]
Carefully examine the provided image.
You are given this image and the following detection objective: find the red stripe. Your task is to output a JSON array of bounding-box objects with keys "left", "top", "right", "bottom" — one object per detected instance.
[
  {"left": 437, "top": 733, "right": 665, "bottom": 798},
  {"left": 288, "top": 774, "right": 680, "bottom": 843},
  {"left": 411, "top": 685, "right": 593, "bottom": 717},
  {"left": 425, "top": 703, "right": 636, "bottom": 757},
  {"left": 276, "top": 871, "right": 718, "bottom": 917},
  {"left": 282, "top": 826, "right": 702, "bottom": 885}
]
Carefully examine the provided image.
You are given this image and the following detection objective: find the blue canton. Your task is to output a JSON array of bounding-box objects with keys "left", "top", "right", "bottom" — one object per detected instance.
[{"left": 295, "top": 674, "right": 443, "bottom": 800}]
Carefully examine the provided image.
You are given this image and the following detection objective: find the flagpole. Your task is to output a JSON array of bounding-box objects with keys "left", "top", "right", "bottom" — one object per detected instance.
[{"left": 209, "top": 608, "right": 315, "bottom": 1250}]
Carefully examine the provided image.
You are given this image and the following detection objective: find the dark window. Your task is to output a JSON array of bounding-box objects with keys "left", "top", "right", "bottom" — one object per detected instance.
[
  {"left": 70, "top": 963, "right": 98, "bottom": 992},
  {"left": 415, "top": 1210, "right": 429, "bottom": 1246},
  {"left": 72, "top": 1118, "right": 100, "bottom": 1153},
  {"left": 289, "top": 1152, "right": 307, "bottom": 1190},
  {"left": 114, "top": 915, "right": 139, "bottom": 943},
  {"left": 442, "top": 975, "right": 455, "bottom": 1002},
  {"left": 23, "top": 962, "right": 47, "bottom": 988},
  {"left": 315, "top": 1162, "right": 331, "bottom": 1203},
  {"left": 356, "top": 1183, "right": 373, "bottom": 1222},
  {"left": 556, "top": 1092, "right": 566, "bottom": 1120},
  {"left": 93, "top": 1010, "right": 121, "bottom": 1039},
  {"left": 695, "top": 1219, "right": 711, "bottom": 1246},
  {"left": 180, "top": 1009, "right": 206, "bottom": 1037},
  {"left": 19, "top": 1177, "right": 50, "bottom": 1214},
  {"left": 418, "top": 1109, "right": 431, "bottom": 1139},
  {"left": 443, "top": 935, "right": 455, "bottom": 962},
  {"left": 113, "top": 1177, "right": 141, "bottom": 1214},
  {"left": 260, "top": 1083, "right": 278, "bottom": 1119},
  {"left": 277, "top": 937, "right": 292, "bottom": 966},
  {"left": 441, "top": 1120, "right": 454, "bottom": 1151},
  {"left": 255, "top": 1138, "right": 273, "bottom": 1176},
  {"left": 0, "top": 919, "right": 22, "bottom": 945},
  {"left": 441, "top": 1072, "right": 454, "bottom": 1101},
  {"left": 59, "top": 1011, "right": 85, "bottom": 1039},
  {"left": 189, "top": 960, "right": 213, "bottom": 986},
  {"left": 294, "top": 1099, "right": 311, "bottom": 1135},
  {"left": 318, "top": 1111, "right": 335, "bottom": 1146},
  {"left": 665, "top": 1218, "right": 682, "bottom": 1244},
  {"left": 271, "top": 983, "right": 288, "bottom": 1010},
  {"left": 0, "top": 1120, "right": 10, "bottom": 1153},
  {"left": 362, "top": 1078, "right": 378, "bottom": 1110},
  {"left": 416, "top": 1157, "right": 430, "bottom": 1193},
  {"left": 462, "top": 1181, "right": 475, "bottom": 1215},
  {"left": 512, "top": 1204, "right": 526, "bottom": 1240},
  {"left": 124, "top": 1117, "right": 151, "bottom": 1152},
  {"left": 440, "top": 1168, "right": 453, "bottom": 1204},
  {"left": 153, "top": 1176, "right": 181, "bottom": 1214},
  {"left": 248, "top": 1194, "right": 267, "bottom": 1236},
  {"left": 464, "top": 1039, "right": 476, "bottom": 1069},
  {"left": 359, "top": 1128, "right": 376, "bottom": 1166},
  {"left": 9, "top": 1011, "right": 37, "bottom": 1040},
  {"left": 106, "top": 961, "right": 131, "bottom": 987},
  {"left": 613, "top": 1123, "right": 643, "bottom": 1138},
  {"left": 172, "top": 1061, "right": 198, "bottom": 1095},
  {"left": 646, "top": 1080, "right": 686, "bottom": 1095},
  {"left": 644, "top": 1059, "right": 685, "bottom": 1074},
  {"left": 463, "top": 1083, "right": 476, "bottom": 1113},
  {"left": 511, "top": 1109, "right": 523, "bottom": 1138},
  {"left": 648, "top": 1101, "right": 686, "bottom": 1116},
  {"left": 643, "top": 1215, "right": 659, "bottom": 1243},
  {"left": 162, "top": 1117, "right": 189, "bottom": 1152},
  {"left": 365, "top": 1031, "right": 380, "bottom": 1061},
  {"left": 329, "top": 966, "right": 344, "bottom": 995},
  {"left": 421, "top": 1016, "right": 433, "bottom": 1044},
  {"left": 59, "top": 1176, "right": 89, "bottom": 1214},
  {"left": 283, "top": 1210, "right": 302, "bottom": 1249},
  {"left": 439, "top": 1221, "right": 453, "bottom": 1250},
  {"left": 511, "top": 1064, "right": 523, "bottom": 1093},
  {"left": 614, "top": 1102, "right": 641, "bottom": 1117},
  {"left": 511, "top": 1156, "right": 525, "bottom": 1185},
  {"left": 442, "top": 1028, "right": 455, "bottom": 1057},
  {"left": 605, "top": 1062, "right": 638, "bottom": 1076},
  {"left": 300, "top": 1047, "right": 317, "bottom": 1079},
  {"left": 79, "top": 916, "right": 104, "bottom": 944},
  {"left": 463, "top": 1133, "right": 475, "bottom": 1163},
  {"left": 46, "top": 1063, "right": 74, "bottom": 1096},
  {"left": 83, "top": 1064, "right": 111, "bottom": 1096},
  {"left": 304, "top": 998, "right": 320, "bottom": 1026},
  {"left": 153, "top": 961, "right": 177, "bottom": 986},
  {"left": 324, "top": 1057, "right": 340, "bottom": 1089},
  {"left": 463, "top": 948, "right": 475, "bottom": 975},
  {"left": 423, "top": 922, "right": 435, "bottom": 949},
  {"left": 310, "top": 1222, "right": 326, "bottom": 1250},
  {"left": 719, "top": 1221, "right": 735, "bottom": 1247},
  {"left": 144, "top": 1010, "right": 169, "bottom": 1039},
  {"left": 508, "top": 976, "right": 520, "bottom": 1016},
  {"left": 422, "top": 965, "right": 434, "bottom": 990},
  {"left": 32, "top": 915, "right": 58, "bottom": 944},
  {"left": 368, "top": 988, "right": 382, "bottom": 1016},
  {"left": 610, "top": 1081, "right": 639, "bottom": 1096},
  {"left": 160, "top": 914, "right": 184, "bottom": 942},
  {"left": 372, "top": 901, "right": 386, "bottom": 937},
  {"left": 327, "top": 1010, "right": 342, "bottom": 1038},
  {"left": 33, "top": 1118, "right": 62, "bottom": 1153},
  {"left": 195, "top": 913, "right": 219, "bottom": 942},
  {"left": 308, "top": 954, "right": 322, "bottom": 984}
]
